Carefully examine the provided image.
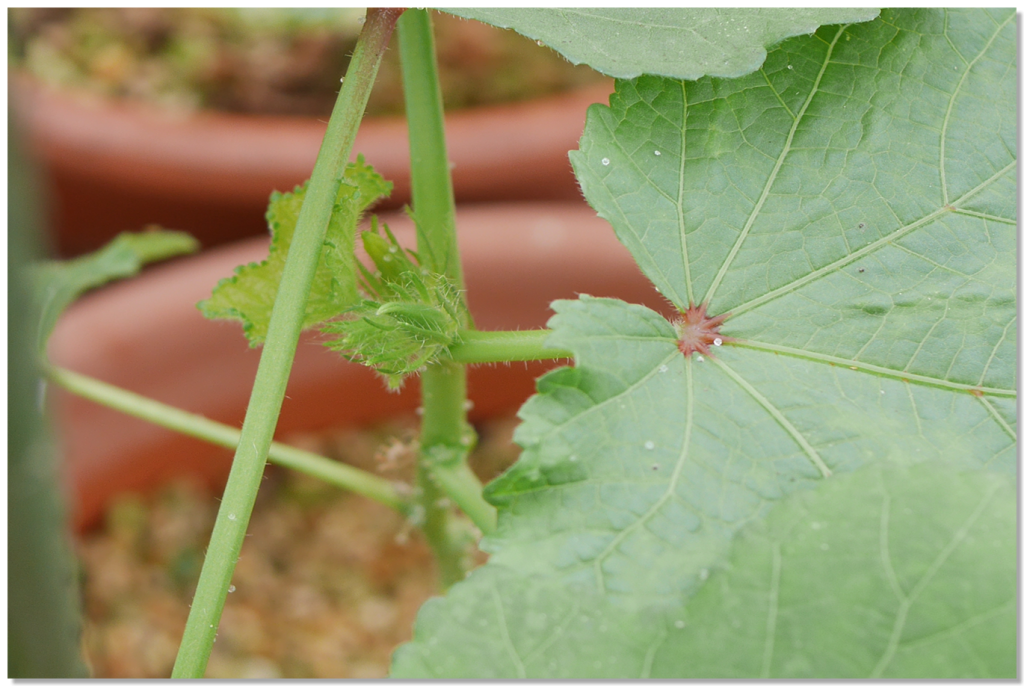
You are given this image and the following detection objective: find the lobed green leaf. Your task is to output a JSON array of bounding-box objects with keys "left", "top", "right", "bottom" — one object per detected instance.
[
  {"left": 393, "top": 9, "right": 1016, "bottom": 678},
  {"left": 197, "top": 156, "right": 392, "bottom": 345}
]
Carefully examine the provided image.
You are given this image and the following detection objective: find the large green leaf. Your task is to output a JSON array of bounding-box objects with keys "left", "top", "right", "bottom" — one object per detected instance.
[
  {"left": 442, "top": 9, "right": 879, "bottom": 80},
  {"left": 393, "top": 464, "right": 1015, "bottom": 678},
  {"left": 392, "top": 9, "right": 1016, "bottom": 678},
  {"left": 660, "top": 463, "right": 1016, "bottom": 678}
]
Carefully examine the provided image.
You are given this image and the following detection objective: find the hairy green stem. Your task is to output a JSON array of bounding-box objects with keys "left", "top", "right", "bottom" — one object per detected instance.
[
  {"left": 415, "top": 360, "right": 495, "bottom": 544},
  {"left": 172, "top": 8, "right": 403, "bottom": 678},
  {"left": 429, "top": 461, "right": 497, "bottom": 535},
  {"left": 449, "top": 329, "right": 572, "bottom": 364},
  {"left": 46, "top": 365, "right": 408, "bottom": 513},
  {"left": 398, "top": 9, "right": 465, "bottom": 291},
  {"left": 418, "top": 362, "right": 479, "bottom": 588},
  {"left": 399, "top": 10, "right": 487, "bottom": 588}
]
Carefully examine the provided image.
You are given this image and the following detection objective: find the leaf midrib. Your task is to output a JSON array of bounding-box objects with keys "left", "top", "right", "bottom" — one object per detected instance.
[
  {"left": 702, "top": 23, "right": 847, "bottom": 307},
  {"left": 732, "top": 340, "right": 1017, "bottom": 398},
  {"left": 591, "top": 357, "right": 696, "bottom": 595}
]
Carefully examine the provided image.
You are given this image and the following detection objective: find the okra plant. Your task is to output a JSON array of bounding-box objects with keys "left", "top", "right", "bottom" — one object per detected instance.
[{"left": 39, "top": 8, "right": 1015, "bottom": 678}]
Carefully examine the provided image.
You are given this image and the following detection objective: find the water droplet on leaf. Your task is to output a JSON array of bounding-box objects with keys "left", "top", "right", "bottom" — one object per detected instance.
[{"left": 601, "top": 157, "right": 610, "bottom": 166}]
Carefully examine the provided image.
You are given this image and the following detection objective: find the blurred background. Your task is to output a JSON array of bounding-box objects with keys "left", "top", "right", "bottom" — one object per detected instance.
[
  {"left": 9, "top": 7, "right": 611, "bottom": 257},
  {"left": 9, "top": 8, "right": 642, "bottom": 678}
]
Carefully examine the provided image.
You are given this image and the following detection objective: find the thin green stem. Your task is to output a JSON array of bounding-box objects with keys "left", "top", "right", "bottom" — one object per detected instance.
[
  {"left": 449, "top": 329, "right": 571, "bottom": 364},
  {"left": 171, "top": 8, "right": 403, "bottom": 678},
  {"left": 46, "top": 365, "right": 408, "bottom": 513}
]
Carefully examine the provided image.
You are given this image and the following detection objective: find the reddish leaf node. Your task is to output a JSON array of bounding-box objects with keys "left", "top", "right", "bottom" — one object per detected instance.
[{"left": 673, "top": 302, "right": 732, "bottom": 358}]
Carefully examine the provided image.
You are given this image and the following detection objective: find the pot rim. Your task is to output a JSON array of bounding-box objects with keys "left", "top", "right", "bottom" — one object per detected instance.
[{"left": 11, "top": 72, "right": 614, "bottom": 205}]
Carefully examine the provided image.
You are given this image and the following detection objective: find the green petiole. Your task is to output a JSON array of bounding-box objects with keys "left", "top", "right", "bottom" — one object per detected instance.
[{"left": 45, "top": 365, "right": 409, "bottom": 513}]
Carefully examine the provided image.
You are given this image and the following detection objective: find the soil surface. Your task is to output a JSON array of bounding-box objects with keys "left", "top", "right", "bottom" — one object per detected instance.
[
  {"left": 76, "top": 413, "right": 521, "bottom": 678},
  {"left": 9, "top": 8, "right": 609, "bottom": 117}
]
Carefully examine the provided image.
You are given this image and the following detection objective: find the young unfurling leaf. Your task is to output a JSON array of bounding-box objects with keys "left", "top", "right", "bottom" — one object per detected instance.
[
  {"left": 321, "top": 222, "right": 466, "bottom": 389},
  {"left": 375, "top": 301, "right": 452, "bottom": 334},
  {"left": 362, "top": 219, "right": 420, "bottom": 283}
]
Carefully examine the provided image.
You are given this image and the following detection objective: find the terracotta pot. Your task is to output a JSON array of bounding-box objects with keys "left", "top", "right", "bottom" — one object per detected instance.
[
  {"left": 11, "top": 74, "right": 613, "bottom": 258},
  {"left": 49, "top": 201, "right": 674, "bottom": 532}
]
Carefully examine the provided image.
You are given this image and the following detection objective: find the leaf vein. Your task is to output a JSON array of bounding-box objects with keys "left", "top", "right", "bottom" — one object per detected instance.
[
  {"left": 715, "top": 357, "right": 832, "bottom": 478},
  {"left": 490, "top": 584, "right": 527, "bottom": 678},
  {"left": 870, "top": 481, "right": 1000, "bottom": 677},
  {"left": 592, "top": 356, "right": 695, "bottom": 594},
  {"left": 729, "top": 161, "right": 1016, "bottom": 317}
]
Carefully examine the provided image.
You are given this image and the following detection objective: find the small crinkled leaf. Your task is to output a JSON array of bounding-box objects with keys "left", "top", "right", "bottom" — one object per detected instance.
[
  {"left": 395, "top": 10, "right": 1015, "bottom": 678},
  {"left": 442, "top": 8, "right": 879, "bottom": 80},
  {"left": 197, "top": 156, "right": 391, "bottom": 345},
  {"left": 394, "top": 463, "right": 1015, "bottom": 678},
  {"left": 33, "top": 229, "right": 199, "bottom": 353}
]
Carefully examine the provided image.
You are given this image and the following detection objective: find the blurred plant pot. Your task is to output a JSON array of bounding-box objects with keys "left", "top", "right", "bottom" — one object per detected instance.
[
  {"left": 10, "top": 74, "right": 613, "bottom": 258},
  {"left": 48, "top": 201, "right": 674, "bottom": 533}
]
